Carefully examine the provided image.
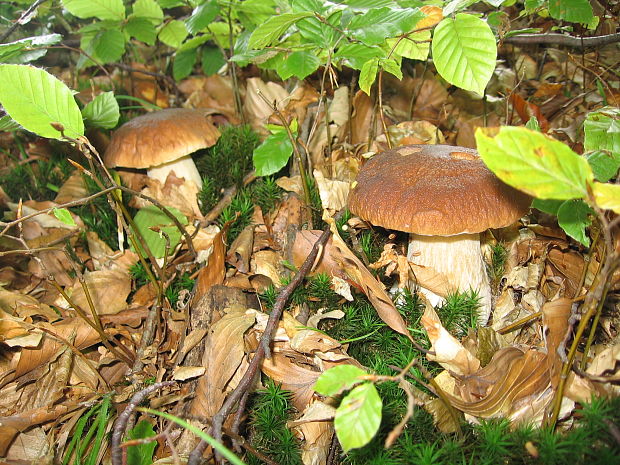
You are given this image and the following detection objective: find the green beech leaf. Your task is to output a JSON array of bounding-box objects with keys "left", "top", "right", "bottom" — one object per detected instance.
[
  {"left": 532, "top": 198, "right": 564, "bottom": 215},
  {"left": 201, "top": 46, "right": 226, "bottom": 76},
  {"left": 0, "top": 34, "right": 62, "bottom": 64},
  {"left": 586, "top": 150, "right": 620, "bottom": 182},
  {"left": 592, "top": 182, "right": 620, "bottom": 214},
  {"left": 62, "top": 0, "right": 125, "bottom": 20},
  {"left": 525, "top": 115, "right": 541, "bottom": 132},
  {"left": 557, "top": 199, "right": 593, "bottom": 246},
  {"left": 92, "top": 29, "right": 126, "bottom": 63},
  {"left": 126, "top": 17, "right": 158, "bottom": 45},
  {"left": 253, "top": 130, "right": 293, "bottom": 176},
  {"left": 127, "top": 420, "right": 156, "bottom": 465},
  {"left": 82, "top": 91, "right": 120, "bottom": 129},
  {"left": 431, "top": 14, "right": 496, "bottom": 96},
  {"left": 347, "top": 7, "right": 425, "bottom": 46},
  {"left": 53, "top": 208, "right": 77, "bottom": 227},
  {"left": 0, "top": 64, "right": 84, "bottom": 139},
  {"left": 186, "top": 1, "right": 220, "bottom": 35},
  {"left": 584, "top": 107, "right": 620, "bottom": 155},
  {"left": 131, "top": 206, "right": 188, "bottom": 259},
  {"left": 334, "top": 383, "right": 382, "bottom": 452},
  {"left": 276, "top": 50, "right": 320, "bottom": 80},
  {"left": 132, "top": 0, "right": 163, "bottom": 24},
  {"left": 359, "top": 58, "right": 378, "bottom": 95},
  {"left": 548, "top": 0, "right": 594, "bottom": 24},
  {"left": 248, "top": 12, "right": 314, "bottom": 49},
  {"left": 334, "top": 43, "right": 385, "bottom": 70},
  {"left": 173, "top": 48, "right": 198, "bottom": 81},
  {"left": 380, "top": 57, "right": 402, "bottom": 80},
  {"left": 475, "top": 126, "right": 593, "bottom": 200},
  {"left": 387, "top": 30, "right": 431, "bottom": 61},
  {"left": 314, "top": 365, "right": 368, "bottom": 396},
  {"left": 159, "top": 20, "right": 189, "bottom": 48}
]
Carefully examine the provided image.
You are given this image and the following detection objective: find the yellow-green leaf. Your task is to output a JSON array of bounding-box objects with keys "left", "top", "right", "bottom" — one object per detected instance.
[
  {"left": 592, "top": 182, "right": 620, "bottom": 213},
  {"left": 475, "top": 126, "right": 593, "bottom": 200}
]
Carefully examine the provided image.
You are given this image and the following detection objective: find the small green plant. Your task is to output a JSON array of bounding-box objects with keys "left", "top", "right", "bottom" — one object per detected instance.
[
  {"left": 62, "top": 394, "right": 113, "bottom": 465},
  {"left": 129, "top": 262, "right": 150, "bottom": 289},
  {"left": 218, "top": 187, "right": 254, "bottom": 243},
  {"left": 486, "top": 242, "right": 507, "bottom": 290},
  {"left": 252, "top": 176, "right": 284, "bottom": 215},
  {"left": 247, "top": 379, "right": 302, "bottom": 465}
]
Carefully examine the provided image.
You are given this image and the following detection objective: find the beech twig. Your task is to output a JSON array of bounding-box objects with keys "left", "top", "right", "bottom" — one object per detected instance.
[{"left": 188, "top": 220, "right": 335, "bottom": 465}]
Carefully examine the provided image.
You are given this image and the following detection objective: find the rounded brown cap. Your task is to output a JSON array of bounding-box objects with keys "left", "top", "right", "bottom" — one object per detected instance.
[
  {"left": 347, "top": 145, "right": 531, "bottom": 236},
  {"left": 103, "top": 108, "right": 221, "bottom": 168}
]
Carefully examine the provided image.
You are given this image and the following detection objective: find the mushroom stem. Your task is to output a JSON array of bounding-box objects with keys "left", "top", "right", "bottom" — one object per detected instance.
[
  {"left": 407, "top": 233, "right": 492, "bottom": 324},
  {"left": 147, "top": 155, "right": 203, "bottom": 189}
]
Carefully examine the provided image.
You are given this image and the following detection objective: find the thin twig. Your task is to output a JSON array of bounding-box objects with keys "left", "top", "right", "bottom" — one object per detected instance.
[
  {"left": 188, "top": 219, "right": 336, "bottom": 465},
  {"left": 111, "top": 381, "right": 176, "bottom": 465},
  {"left": 504, "top": 32, "right": 620, "bottom": 48},
  {"left": 0, "top": 0, "right": 49, "bottom": 43}
]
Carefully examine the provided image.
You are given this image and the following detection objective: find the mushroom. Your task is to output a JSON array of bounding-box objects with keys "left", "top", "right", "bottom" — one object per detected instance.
[
  {"left": 103, "top": 108, "right": 221, "bottom": 189},
  {"left": 347, "top": 144, "right": 531, "bottom": 324}
]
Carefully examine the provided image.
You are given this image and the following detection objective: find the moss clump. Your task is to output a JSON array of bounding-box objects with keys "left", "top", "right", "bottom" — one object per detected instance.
[
  {"left": 196, "top": 125, "right": 260, "bottom": 214},
  {"left": 0, "top": 157, "right": 73, "bottom": 203},
  {"left": 246, "top": 379, "right": 302, "bottom": 465}
]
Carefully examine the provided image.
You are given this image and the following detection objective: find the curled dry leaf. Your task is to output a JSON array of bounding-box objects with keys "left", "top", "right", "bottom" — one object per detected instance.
[
  {"left": 226, "top": 224, "right": 254, "bottom": 273},
  {"left": 133, "top": 172, "right": 202, "bottom": 218},
  {"left": 291, "top": 401, "right": 336, "bottom": 465},
  {"left": 313, "top": 169, "right": 350, "bottom": 213},
  {"left": 293, "top": 229, "right": 411, "bottom": 339},
  {"left": 421, "top": 305, "right": 480, "bottom": 375},
  {"left": 54, "top": 171, "right": 87, "bottom": 204}
]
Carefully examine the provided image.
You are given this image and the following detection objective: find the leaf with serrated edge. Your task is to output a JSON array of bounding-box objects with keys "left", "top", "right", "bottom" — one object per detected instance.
[
  {"left": 334, "top": 383, "right": 382, "bottom": 451},
  {"left": 0, "top": 64, "right": 84, "bottom": 139},
  {"left": 158, "top": 20, "right": 188, "bottom": 48},
  {"left": 432, "top": 14, "right": 496, "bottom": 95},
  {"left": 314, "top": 365, "right": 368, "bottom": 396},
  {"left": 359, "top": 58, "right": 378, "bottom": 95},
  {"left": 476, "top": 126, "right": 593, "bottom": 200}
]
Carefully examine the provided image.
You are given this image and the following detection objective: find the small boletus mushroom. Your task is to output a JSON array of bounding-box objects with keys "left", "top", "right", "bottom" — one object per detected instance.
[
  {"left": 103, "top": 108, "right": 221, "bottom": 189},
  {"left": 347, "top": 145, "right": 531, "bottom": 324}
]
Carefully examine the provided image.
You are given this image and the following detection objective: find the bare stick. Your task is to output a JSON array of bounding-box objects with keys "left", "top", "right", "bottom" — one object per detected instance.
[
  {"left": 188, "top": 222, "right": 335, "bottom": 465},
  {"left": 111, "top": 381, "right": 176, "bottom": 465},
  {"left": 504, "top": 32, "right": 620, "bottom": 48}
]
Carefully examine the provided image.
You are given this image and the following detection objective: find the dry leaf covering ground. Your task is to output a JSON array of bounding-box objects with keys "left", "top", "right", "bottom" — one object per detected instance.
[{"left": 1, "top": 19, "right": 619, "bottom": 465}]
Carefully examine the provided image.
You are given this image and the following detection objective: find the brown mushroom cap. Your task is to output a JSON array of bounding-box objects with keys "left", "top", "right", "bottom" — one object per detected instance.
[
  {"left": 347, "top": 145, "right": 531, "bottom": 236},
  {"left": 103, "top": 108, "right": 221, "bottom": 169}
]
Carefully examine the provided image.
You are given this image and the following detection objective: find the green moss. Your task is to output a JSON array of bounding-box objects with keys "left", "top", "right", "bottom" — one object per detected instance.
[
  {"left": 246, "top": 379, "right": 302, "bottom": 465},
  {"left": 196, "top": 125, "right": 260, "bottom": 214},
  {"left": 437, "top": 290, "right": 480, "bottom": 339},
  {"left": 0, "top": 157, "right": 73, "bottom": 202},
  {"left": 165, "top": 272, "right": 194, "bottom": 306}
]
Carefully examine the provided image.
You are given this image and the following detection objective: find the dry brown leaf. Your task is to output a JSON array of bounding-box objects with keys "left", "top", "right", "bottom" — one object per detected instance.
[
  {"left": 133, "top": 173, "right": 202, "bottom": 218},
  {"left": 350, "top": 90, "right": 385, "bottom": 147},
  {"left": 313, "top": 169, "right": 350, "bottom": 213},
  {"left": 541, "top": 298, "right": 571, "bottom": 388},
  {"left": 293, "top": 229, "right": 411, "bottom": 339},
  {"left": 244, "top": 77, "right": 289, "bottom": 133},
  {"left": 418, "top": 5, "right": 443, "bottom": 28},
  {"left": 86, "top": 231, "right": 139, "bottom": 273},
  {"left": 291, "top": 401, "right": 335, "bottom": 465},
  {"left": 226, "top": 225, "right": 254, "bottom": 273},
  {"left": 55, "top": 171, "right": 87, "bottom": 204},
  {"left": 189, "top": 309, "right": 256, "bottom": 419},
  {"left": 13, "top": 309, "right": 146, "bottom": 379},
  {"left": 64, "top": 269, "right": 131, "bottom": 315},
  {"left": 251, "top": 250, "right": 283, "bottom": 287},
  {"left": 173, "top": 366, "right": 206, "bottom": 380},
  {"left": 421, "top": 305, "right": 480, "bottom": 375},
  {"left": 193, "top": 227, "right": 226, "bottom": 302},
  {"left": 3, "top": 426, "right": 51, "bottom": 463}
]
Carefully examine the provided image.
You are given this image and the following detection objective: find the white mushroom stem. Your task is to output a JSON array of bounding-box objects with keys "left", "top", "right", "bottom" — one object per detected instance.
[
  {"left": 147, "top": 155, "right": 203, "bottom": 189},
  {"left": 407, "top": 233, "right": 492, "bottom": 325}
]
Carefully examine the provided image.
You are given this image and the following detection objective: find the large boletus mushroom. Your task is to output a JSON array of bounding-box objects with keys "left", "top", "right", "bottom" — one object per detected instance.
[
  {"left": 104, "top": 108, "right": 221, "bottom": 189},
  {"left": 347, "top": 145, "right": 531, "bottom": 324}
]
